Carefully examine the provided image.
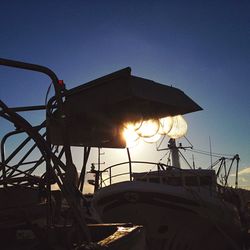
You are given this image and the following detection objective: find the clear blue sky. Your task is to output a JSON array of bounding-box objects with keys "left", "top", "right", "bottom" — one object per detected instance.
[{"left": 0, "top": 0, "right": 249, "bottom": 188}]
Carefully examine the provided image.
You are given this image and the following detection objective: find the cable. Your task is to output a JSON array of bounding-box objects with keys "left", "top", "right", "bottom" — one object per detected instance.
[
  {"left": 186, "top": 148, "right": 235, "bottom": 158},
  {"left": 184, "top": 136, "right": 194, "bottom": 148},
  {"left": 159, "top": 150, "right": 170, "bottom": 162}
]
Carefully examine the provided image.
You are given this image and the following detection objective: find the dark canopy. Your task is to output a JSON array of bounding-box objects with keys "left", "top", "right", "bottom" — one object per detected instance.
[{"left": 48, "top": 67, "right": 202, "bottom": 148}]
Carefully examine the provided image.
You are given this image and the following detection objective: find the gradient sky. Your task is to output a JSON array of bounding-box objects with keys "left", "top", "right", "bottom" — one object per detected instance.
[{"left": 0, "top": 0, "right": 249, "bottom": 190}]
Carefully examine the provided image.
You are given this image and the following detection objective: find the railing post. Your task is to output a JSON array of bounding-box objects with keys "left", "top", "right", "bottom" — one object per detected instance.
[
  {"left": 126, "top": 148, "right": 132, "bottom": 181},
  {"left": 235, "top": 154, "right": 240, "bottom": 188},
  {"left": 100, "top": 172, "right": 102, "bottom": 188},
  {"left": 109, "top": 168, "right": 112, "bottom": 185}
]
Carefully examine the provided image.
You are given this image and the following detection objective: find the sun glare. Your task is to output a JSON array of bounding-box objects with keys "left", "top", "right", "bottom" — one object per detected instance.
[
  {"left": 167, "top": 115, "right": 188, "bottom": 139},
  {"left": 159, "top": 116, "right": 173, "bottom": 134},
  {"left": 123, "top": 115, "right": 188, "bottom": 147},
  {"left": 123, "top": 123, "right": 140, "bottom": 148},
  {"left": 143, "top": 133, "right": 161, "bottom": 143},
  {"left": 137, "top": 119, "right": 160, "bottom": 137}
]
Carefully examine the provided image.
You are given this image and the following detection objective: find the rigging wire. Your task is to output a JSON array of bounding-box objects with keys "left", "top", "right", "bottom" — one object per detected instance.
[
  {"left": 156, "top": 135, "right": 236, "bottom": 171},
  {"left": 178, "top": 150, "right": 193, "bottom": 169},
  {"left": 159, "top": 150, "right": 171, "bottom": 163},
  {"left": 156, "top": 134, "right": 167, "bottom": 151},
  {"left": 184, "top": 136, "right": 193, "bottom": 148},
  {"left": 186, "top": 148, "right": 235, "bottom": 158},
  {"left": 183, "top": 136, "right": 235, "bottom": 158}
]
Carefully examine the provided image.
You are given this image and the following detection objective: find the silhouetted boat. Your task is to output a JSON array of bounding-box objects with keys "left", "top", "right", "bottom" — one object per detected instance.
[
  {"left": 1, "top": 58, "right": 246, "bottom": 249},
  {"left": 92, "top": 140, "right": 245, "bottom": 250}
]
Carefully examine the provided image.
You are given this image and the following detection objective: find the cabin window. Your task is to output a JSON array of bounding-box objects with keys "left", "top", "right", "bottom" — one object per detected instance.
[
  {"left": 137, "top": 178, "right": 147, "bottom": 182},
  {"left": 199, "top": 176, "right": 212, "bottom": 186},
  {"left": 168, "top": 177, "right": 182, "bottom": 186},
  {"left": 185, "top": 176, "right": 199, "bottom": 186},
  {"left": 149, "top": 177, "right": 160, "bottom": 183}
]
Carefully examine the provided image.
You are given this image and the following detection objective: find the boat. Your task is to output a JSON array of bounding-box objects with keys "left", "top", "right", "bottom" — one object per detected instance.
[
  {"left": 1, "top": 58, "right": 244, "bottom": 249},
  {"left": 92, "top": 139, "right": 245, "bottom": 250}
]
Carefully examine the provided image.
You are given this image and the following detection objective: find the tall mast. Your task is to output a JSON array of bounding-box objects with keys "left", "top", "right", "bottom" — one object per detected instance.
[{"left": 169, "top": 139, "right": 181, "bottom": 168}]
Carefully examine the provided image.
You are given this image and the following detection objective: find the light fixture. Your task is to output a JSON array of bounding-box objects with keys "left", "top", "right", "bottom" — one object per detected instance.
[
  {"left": 159, "top": 116, "right": 173, "bottom": 135},
  {"left": 167, "top": 115, "right": 188, "bottom": 139},
  {"left": 122, "top": 115, "right": 188, "bottom": 147},
  {"left": 136, "top": 119, "right": 160, "bottom": 138}
]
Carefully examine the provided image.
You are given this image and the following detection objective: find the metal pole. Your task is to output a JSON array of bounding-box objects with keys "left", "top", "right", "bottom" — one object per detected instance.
[
  {"left": 209, "top": 136, "right": 213, "bottom": 168},
  {"left": 235, "top": 154, "right": 239, "bottom": 188},
  {"left": 169, "top": 139, "right": 180, "bottom": 168},
  {"left": 126, "top": 148, "right": 132, "bottom": 181},
  {"left": 109, "top": 167, "right": 112, "bottom": 185},
  {"left": 95, "top": 147, "right": 101, "bottom": 191}
]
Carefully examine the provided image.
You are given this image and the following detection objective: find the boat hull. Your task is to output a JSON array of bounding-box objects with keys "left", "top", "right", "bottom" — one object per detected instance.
[{"left": 93, "top": 181, "right": 243, "bottom": 250}]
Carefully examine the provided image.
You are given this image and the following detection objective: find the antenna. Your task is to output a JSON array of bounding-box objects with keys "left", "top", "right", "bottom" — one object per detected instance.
[
  {"left": 92, "top": 148, "right": 105, "bottom": 172},
  {"left": 192, "top": 154, "right": 196, "bottom": 169},
  {"left": 209, "top": 136, "right": 213, "bottom": 168},
  {"left": 98, "top": 147, "right": 105, "bottom": 172}
]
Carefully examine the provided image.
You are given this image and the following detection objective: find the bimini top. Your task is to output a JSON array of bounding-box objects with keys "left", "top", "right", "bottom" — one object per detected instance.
[{"left": 48, "top": 67, "right": 202, "bottom": 148}]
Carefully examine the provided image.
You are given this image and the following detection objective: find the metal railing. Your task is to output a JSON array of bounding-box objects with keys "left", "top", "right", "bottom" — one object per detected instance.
[
  {"left": 96, "top": 161, "right": 181, "bottom": 188},
  {"left": 92, "top": 161, "right": 221, "bottom": 199}
]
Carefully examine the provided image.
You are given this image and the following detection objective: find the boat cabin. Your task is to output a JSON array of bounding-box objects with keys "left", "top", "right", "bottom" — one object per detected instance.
[{"left": 132, "top": 168, "right": 217, "bottom": 191}]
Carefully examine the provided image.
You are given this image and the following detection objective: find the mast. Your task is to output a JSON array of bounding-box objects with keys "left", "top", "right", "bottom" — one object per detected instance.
[{"left": 169, "top": 139, "right": 181, "bottom": 168}]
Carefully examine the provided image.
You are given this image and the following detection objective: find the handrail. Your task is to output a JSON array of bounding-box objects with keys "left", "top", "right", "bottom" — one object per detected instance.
[
  {"left": 0, "top": 58, "right": 75, "bottom": 166},
  {"left": 102, "top": 160, "right": 175, "bottom": 173},
  {"left": 0, "top": 58, "right": 61, "bottom": 95},
  {"left": 99, "top": 161, "right": 181, "bottom": 187},
  {"left": 0, "top": 122, "right": 46, "bottom": 186},
  {"left": 97, "top": 160, "right": 219, "bottom": 197},
  {"left": 101, "top": 172, "right": 132, "bottom": 185}
]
